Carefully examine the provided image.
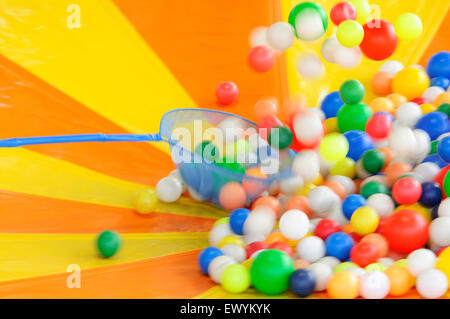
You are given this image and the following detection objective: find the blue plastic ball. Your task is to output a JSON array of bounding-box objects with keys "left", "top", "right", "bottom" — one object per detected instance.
[
  {"left": 198, "top": 247, "right": 224, "bottom": 275},
  {"left": 229, "top": 208, "right": 250, "bottom": 235},
  {"left": 325, "top": 232, "right": 355, "bottom": 261},
  {"left": 321, "top": 91, "right": 344, "bottom": 119},
  {"left": 343, "top": 130, "right": 374, "bottom": 161},
  {"left": 438, "top": 136, "right": 450, "bottom": 162},
  {"left": 289, "top": 269, "right": 316, "bottom": 297},
  {"left": 342, "top": 194, "right": 367, "bottom": 220},
  {"left": 419, "top": 182, "right": 442, "bottom": 207},
  {"left": 427, "top": 51, "right": 450, "bottom": 79},
  {"left": 423, "top": 153, "right": 449, "bottom": 169},
  {"left": 431, "top": 76, "right": 450, "bottom": 90},
  {"left": 416, "top": 112, "right": 450, "bottom": 141},
  {"left": 432, "top": 205, "right": 439, "bottom": 220}
]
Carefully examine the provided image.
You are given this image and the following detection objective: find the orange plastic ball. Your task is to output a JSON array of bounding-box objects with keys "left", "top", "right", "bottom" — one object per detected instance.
[
  {"left": 242, "top": 167, "right": 267, "bottom": 195},
  {"left": 283, "top": 195, "right": 312, "bottom": 217},
  {"left": 254, "top": 97, "right": 279, "bottom": 123},
  {"left": 294, "top": 259, "right": 311, "bottom": 269},
  {"left": 219, "top": 182, "right": 247, "bottom": 211},
  {"left": 387, "top": 93, "right": 408, "bottom": 110},
  {"left": 361, "top": 233, "right": 389, "bottom": 258},
  {"left": 370, "top": 97, "right": 395, "bottom": 114},
  {"left": 384, "top": 265, "right": 414, "bottom": 296},
  {"left": 323, "top": 180, "right": 347, "bottom": 200},
  {"left": 384, "top": 162, "right": 412, "bottom": 186},
  {"left": 343, "top": 223, "right": 354, "bottom": 234},
  {"left": 252, "top": 196, "right": 281, "bottom": 217},
  {"left": 264, "top": 231, "right": 289, "bottom": 245},
  {"left": 327, "top": 271, "right": 359, "bottom": 299},
  {"left": 434, "top": 92, "right": 450, "bottom": 106},
  {"left": 372, "top": 71, "right": 393, "bottom": 96}
]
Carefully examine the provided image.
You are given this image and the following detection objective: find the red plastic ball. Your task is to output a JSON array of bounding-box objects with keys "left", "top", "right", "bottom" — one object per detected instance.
[
  {"left": 375, "top": 217, "right": 388, "bottom": 234},
  {"left": 433, "top": 165, "right": 450, "bottom": 197},
  {"left": 268, "top": 241, "right": 293, "bottom": 256},
  {"left": 258, "top": 115, "right": 283, "bottom": 140},
  {"left": 314, "top": 218, "right": 341, "bottom": 240},
  {"left": 248, "top": 46, "right": 275, "bottom": 72},
  {"left": 383, "top": 210, "right": 429, "bottom": 254},
  {"left": 350, "top": 242, "right": 379, "bottom": 267},
  {"left": 411, "top": 97, "right": 427, "bottom": 105},
  {"left": 216, "top": 81, "right": 238, "bottom": 106},
  {"left": 365, "top": 114, "right": 392, "bottom": 140},
  {"left": 246, "top": 241, "right": 268, "bottom": 259},
  {"left": 330, "top": 2, "right": 357, "bottom": 26},
  {"left": 360, "top": 20, "right": 398, "bottom": 61},
  {"left": 392, "top": 177, "right": 422, "bottom": 205},
  {"left": 348, "top": 232, "right": 363, "bottom": 243}
]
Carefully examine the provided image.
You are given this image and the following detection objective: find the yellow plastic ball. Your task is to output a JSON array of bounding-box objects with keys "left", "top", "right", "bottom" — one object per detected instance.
[
  {"left": 296, "top": 183, "right": 316, "bottom": 196},
  {"left": 325, "top": 117, "right": 338, "bottom": 133},
  {"left": 218, "top": 235, "right": 245, "bottom": 248},
  {"left": 350, "top": 206, "right": 379, "bottom": 235},
  {"left": 337, "top": 20, "right": 364, "bottom": 47},
  {"left": 330, "top": 157, "right": 356, "bottom": 178},
  {"left": 436, "top": 247, "right": 450, "bottom": 283},
  {"left": 395, "top": 13, "right": 423, "bottom": 41},
  {"left": 133, "top": 189, "right": 158, "bottom": 214},
  {"left": 348, "top": 0, "right": 371, "bottom": 25},
  {"left": 392, "top": 67, "right": 430, "bottom": 100},
  {"left": 421, "top": 103, "right": 437, "bottom": 114},
  {"left": 319, "top": 133, "right": 349, "bottom": 163},
  {"left": 313, "top": 174, "right": 324, "bottom": 186},
  {"left": 394, "top": 204, "right": 431, "bottom": 223}
]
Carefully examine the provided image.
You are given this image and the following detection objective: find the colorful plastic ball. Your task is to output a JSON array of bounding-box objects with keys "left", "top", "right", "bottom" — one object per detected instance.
[
  {"left": 266, "top": 22, "right": 295, "bottom": 51},
  {"left": 427, "top": 52, "right": 450, "bottom": 79},
  {"left": 268, "top": 241, "right": 293, "bottom": 257},
  {"left": 292, "top": 111, "right": 324, "bottom": 145},
  {"left": 156, "top": 176, "right": 183, "bottom": 203},
  {"left": 343, "top": 130, "right": 374, "bottom": 161},
  {"left": 288, "top": 2, "right": 328, "bottom": 41},
  {"left": 325, "top": 232, "right": 355, "bottom": 261},
  {"left": 254, "top": 98, "right": 279, "bottom": 123},
  {"left": 429, "top": 217, "right": 450, "bottom": 247},
  {"left": 314, "top": 219, "right": 341, "bottom": 241},
  {"left": 366, "top": 193, "right": 394, "bottom": 218},
  {"left": 219, "top": 182, "right": 246, "bottom": 211},
  {"left": 436, "top": 247, "right": 450, "bottom": 282},
  {"left": 369, "top": 97, "right": 395, "bottom": 114},
  {"left": 327, "top": 271, "right": 359, "bottom": 299},
  {"left": 246, "top": 241, "right": 268, "bottom": 259},
  {"left": 411, "top": 96, "right": 427, "bottom": 105},
  {"left": 438, "top": 198, "right": 450, "bottom": 217},
  {"left": 438, "top": 136, "right": 450, "bottom": 162},
  {"left": 336, "top": 20, "right": 364, "bottom": 47},
  {"left": 289, "top": 269, "right": 316, "bottom": 297},
  {"left": 133, "top": 189, "right": 158, "bottom": 214},
  {"left": 330, "top": 1, "right": 357, "bottom": 26},
  {"left": 385, "top": 265, "right": 414, "bottom": 296},
  {"left": 361, "top": 233, "right": 389, "bottom": 258},
  {"left": 360, "top": 20, "right": 398, "bottom": 61},
  {"left": 96, "top": 230, "right": 122, "bottom": 258},
  {"left": 360, "top": 181, "right": 389, "bottom": 199},
  {"left": 359, "top": 271, "right": 390, "bottom": 299},
  {"left": 384, "top": 210, "right": 429, "bottom": 254},
  {"left": 279, "top": 209, "right": 310, "bottom": 240},
  {"left": 292, "top": 152, "right": 321, "bottom": 184},
  {"left": 209, "top": 223, "right": 234, "bottom": 246},
  {"left": 268, "top": 126, "right": 293, "bottom": 150},
  {"left": 339, "top": 79, "right": 365, "bottom": 104},
  {"left": 244, "top": 206, "right": 276, "bottom": 237},
  {"left": 208, "top": 255, "right": 236, "bottom": 283},
  {"left": 342, "top": 194, "right": 366, "bottom": 220},
  {"left": 333, "top": 262, "right": 358, "bottom": 274},
  {"left": 351, "top": 206, "right": 380, "bottom": 236},
  {"left": 395, "top": 102, "right": 422, "bottom": 127},
  {"left": 372, "top": 71, "right": 393, "bottom": 96},
  {"left": 419, "top": 182, "right": 442, "bottom": 207},
  {"left": 334, "top": 45, "right": 363, "bottom": 69},
  {"left": 365, "top": 262, "right": 387, "bottom": 272},
  {"left": 348, "top": 0, "right": 371, "bottom": 25},
  {"left": 388, "top": 127, "right": 417, "bottom": 159},
  {"left": 198, "top": 247, "right": 224, "bottom": 274},
  {"left": 229, "top": 208, "right": 250, "bottom": 235},
  {"left": 319, "top": 133, "right": 349, "bottom": 163},
  {"left": 416, "top": 269, "right": 449, "bottom": 299},
  {"left": 395, "top": 13, "right": 423, "bottom": 41},
  {"left": 221, "top": 264, "right": 250, "bottom": 293},
  {"left": 248, "top": 46, "right": 275, "bottom": 72},
  {"left": 321, "top": 36, "right": 340, "bottom": 63},
  {"left": 218, "top": 235, "right": 245, "bottom": 249},
  {"left": 438, "top": 103, "right": 450, "bottom": 116},
  {"left": 434, "top": 92, "right": 450, "bottom": 106},
  {"left": 392, "top": 66, "right": 430, "bottom": 100},
  {"left": 380, "top": 60, "right": 404, "bottom": 75},
  {"left": 416, "top": 112, "right": 450, "bottom": 141},
  {"left": 423, "top": 86, "right": 445, "bottom": 104},
  {"left": 253, "top": 196, "right": 281, "bottom": 217},
  {"left": 308, "top": 186, "right": 340, "bottom": 216},
  {"left": 337, "top": 103, "right": 372, "bottom": 133},
  {"left": 392, "top": 177, "right": 422, "bottom": 205},
  {"left": 250, "top": 249, "right": 295, "bottom": 295},
  {"left": 350, "top": 242, "right": 379, "bottom": 267},
  {"left": 321, "top": 91, "right": 344, "bottom": 119},
  {"left": 216, "top": 81, "right": 238, "bottom": 106},
  {"left": 361, "top": 149, "right": 385, "bottom": 174},
  {"left": 307, "top": 263, "right": 332, "bottom": 292},
  {"left": 406, "top": 248, "right": 436, "bottom": 277},
  {"left": 330, "top": 158, "right": 356, "bottom": 178},
  {"left": 431, "top": 77, "right": 450, "bottom": 91},
  {"left": 296, "top": 53, "right": 325, "bottom": 80},
  {"left": 422, "top": 103, "right": 439, "bottom": 115}
]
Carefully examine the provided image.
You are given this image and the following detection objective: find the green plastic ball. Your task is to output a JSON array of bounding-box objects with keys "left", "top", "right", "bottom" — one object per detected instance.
[
  {"left": 362, "top": 149, "right": 385, "bottom": 174},
  {"left": 365, "top": 263, "right": 387, "bottom": 272},
  {"left": 221, "top": 264, "right": 251, "bottom": 293},
  {"left": 250, "top": 249, "right": 294, "bottom": 295},
  {"left": 288, "top": 2, "right": 328, "bottom": 40},
  {"left": 194, "top": 141, "right": 219, "bottom": 162},
  {"left": 443, "top": 170, "right": 450, "bottom": 197},
  {"left": 215, "top": 157, "right": 245, "bottom": 174},
  {"left": 437, "top": 103, "right": 450, "bottom": 117},
  {"left": 268, "top": 126, "right": 293, "bottom": 150},
  {"left": 97, "top": 230, "right": 122, "bottom": 258},
  {"left": 360, "top": 181, "right": 390, "bottom": 199},
  {"left": 429, "top": 140, "right": 438, "bottom": 155},
  {"left": 333, "top": 262, "right": 358, "bottom": 273},
  {"left": 339, "top": 79, "right": 365, "bottom": 104},
  {"left": 337, "top": 103, "right": 372, "bottom": 132}
]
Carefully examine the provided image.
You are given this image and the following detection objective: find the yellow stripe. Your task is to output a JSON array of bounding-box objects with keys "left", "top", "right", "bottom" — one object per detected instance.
[
  {"left": 0, "top": 147, "right": 227, "bottom": 218},
  {"left": 281, "top": 0, "right": 450, "bottom": 106},
  {"left": 0, "top": 0, "right": 197, "bottom": 154},
  {"left": 0, "top": 232, "right": 208, "bottom": 282}
]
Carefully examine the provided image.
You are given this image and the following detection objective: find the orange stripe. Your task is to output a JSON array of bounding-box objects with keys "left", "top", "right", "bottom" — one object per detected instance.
[
  {"left": 113, "top": 0, "right": 288, "bottom": 122},
  {"left": 0, "top": 191, "right": 215, "bottom": 233},
  {"left": 420, "top": 9, "right": 450, "bottom": 66},
  {"left": 0, "top": 55, "right": 173, "bottom": 186},
  {"left": 0, "top": 250, "right": 213, "bottom": 298}
]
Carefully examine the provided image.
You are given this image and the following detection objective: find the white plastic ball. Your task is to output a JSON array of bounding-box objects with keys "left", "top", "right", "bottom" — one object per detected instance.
[
  {"left": 169, "top": 169, "right": 187, "bottom": 193},
  {"left": 218, "top": 117, "right": 246, "bottom": 144},
  {"left": 395, "top": 102, "right": 422, "bottom": 128},
  {"left": 279, "top": 175, "right": 304, "bottom": 194},
  {"left": 413, "top": 162, "right": 440, "bottom": 183},
  {"left": 406, "top": 248, "right": 436, "bottom": 276},
  {"left": 328, "top": 175, "right": 356, "bottom": 195},
  {"left": 292, "top": 151, "right": 320, "bottom": 183},
  {"left": 221, "top": 244, "right": 246, "bottom": 263},
  {"left": 422, "top": 86, "right": 445, "bottom": 103},
  {"left": 334, "top": 46, "right": 362, "bottom": 69},
  {"left": 279, "top": 209, "right": 310, "bottom": 240},
  {"left": 296, "top": 53, "right": 325, "bottom": 80},
  {"left": 309, "top": 218, "right": 323, "bottom": 233},
  {"left": 316, "top": 256, "right": 340, "bottom": 270},
  {"left": 379, "top": 60, "right": 404, "bottom": 75},
  {"left": 326, "top": 204, "right": 348, "bottom": 227},
  {"left": 308, "top": 186, "right": 340, "bottom": 216},
  {"left": 156, "top": 176, "right": 183, "bottom": 203},
  {"left": 366, "top": 193, "right": 395, "bottom": 218},
  {"left": 295, "top": 10, "right": 326, "bottom": 41},
  {"left": 307, "top": 107, "right": 326, "bottom": 121},
  {"left": 307, "top": 262, "right": 332, "bottom": 291},
  {"left": 321, "top": 36, "right": 340, "bottom": 63},
  {"left": 412, "top": 129, "right": 431, "bottom": 163},
  {"left": 249, "top": 26, "right": 269, "bottom": 48},
  {"left": 388, "top": 127, "right": 417, "bottom": 159},
  {"left": 267, "top": 22, "right": 295, "bottom": 51},
  {"left": 438, "top": 198, "right": 450, "bottom": 217},
  {"left": 356, "top": 159, "right": 370, "bottom": 179},
  {"left": 429, "top": 217, "right": 450, "bottom": 247},
  {"left": 243, "top": 233, "right": 266, "bottom": 245},
  {"left": 243, "top": 206, "right": 276, "bottom": 236},
  {"left": 359, "top": 271, "right": 390, "bottom": 299},
  {"left": 209, "top": 223, "right": 234, "bottom": 246},
  {"left": 296, "top": 236, "right": 326, "bottom": 263},
  {"left": 377, "top": 257, "right": 395, "bottom": 267},
  {"left": 208, "top": 255, "right": 236, "bottom": 284},
  {"left": 416, "top": 269, "right": 449, "bottom": 299}
]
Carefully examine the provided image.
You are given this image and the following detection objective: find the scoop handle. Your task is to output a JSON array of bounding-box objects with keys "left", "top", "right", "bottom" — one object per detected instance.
[{"left": 0, "top": 133, "right": 162, "bottom": 147}]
